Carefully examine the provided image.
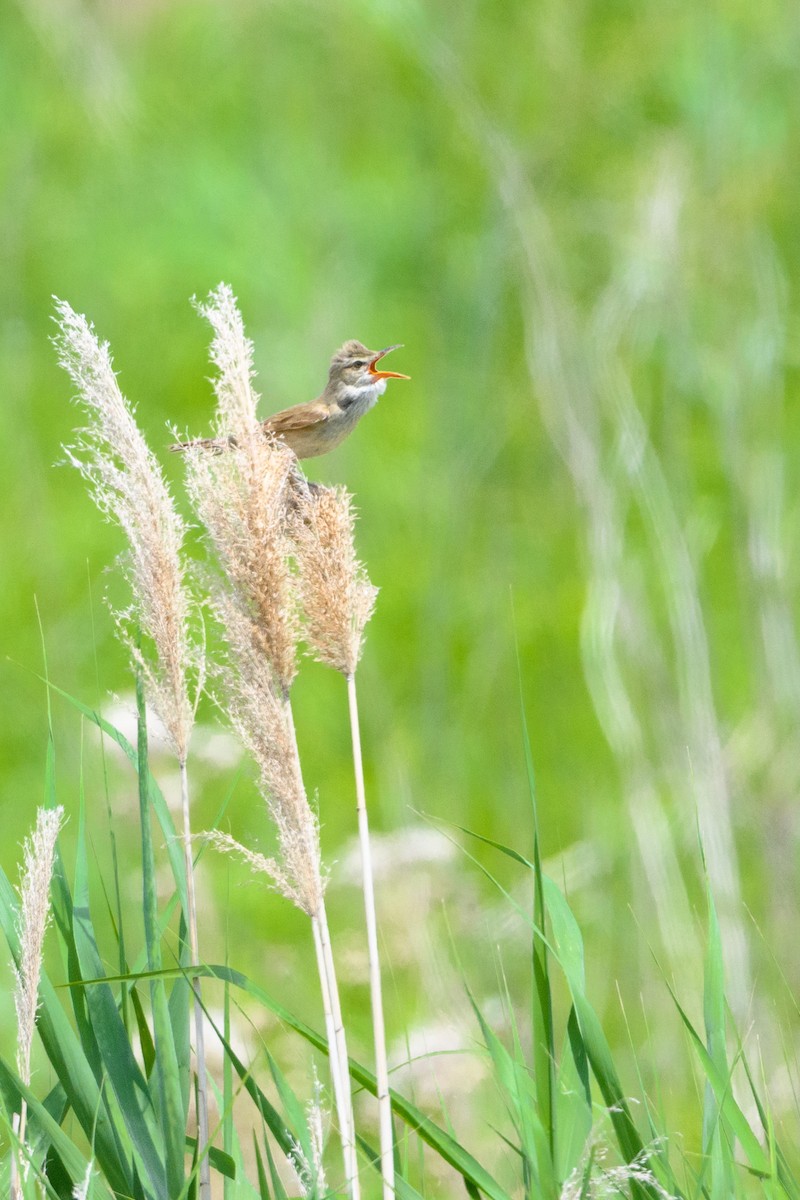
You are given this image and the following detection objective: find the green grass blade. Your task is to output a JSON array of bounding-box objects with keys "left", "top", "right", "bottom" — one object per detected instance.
[
  {"left": 184, "top": 1138, "right": 236, "bottom": 1181},
  {"left": 554, "top": 1008, "right": 592, "bottom": 1182},
  {"left": 263, "top": 1046, "right": 312, "bottom": 1169},
  {"left": 72, "top": 794, "right": 169, "bottom": 1199},
  {"left": 252, "top": 1136, "right": 274, "bottom": 1200},
  {"left": 261, "top": 1135, "right": 289, "bottom": 1200},
  {"left": 543, "top": 880, "right": 661, "bottom": 1199},
  {"left": 701, "top": 877, "right": 734, "bottom": 1200},
  {"left": 664, "top": 981, "right": 770, "bottom": 1177},
  {"left": 49, "top": 849, "right": 106, "bottom": 1080},
  {"left": 131, "top": 985, "right": 157, "bottom": 1080},
  {"left": 467, "top": 980, "right": 558, "bottom": 1198},
  {"left": 733, "top": 1038, "right": 800, "bottom": 1198},
  {"left": 518, "top": 686, "right": 556, "bottom": 1162}
]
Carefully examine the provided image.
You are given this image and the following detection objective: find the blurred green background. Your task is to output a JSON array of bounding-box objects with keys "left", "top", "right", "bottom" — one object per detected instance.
[{"left": 2, "top": 0, "right": 800, "bottom": 1177}]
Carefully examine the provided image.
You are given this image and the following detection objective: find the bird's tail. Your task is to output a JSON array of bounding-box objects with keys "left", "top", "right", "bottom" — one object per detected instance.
[{"left": 169, "top": 435, "right": 235, "bottom": 454}]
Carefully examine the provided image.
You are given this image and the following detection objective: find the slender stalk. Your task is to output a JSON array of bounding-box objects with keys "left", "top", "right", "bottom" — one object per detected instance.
[
  {"left": 10, "top": 1111, "right": 21, "bottom": 1200},
  {"left": 311, "top": 916, "right": 360, "bottom": 1197},
  {"left": 347, "top": 673, "right": 394, "bottom": 1197},
  {"left": 284, "top": 699, "right": 360, "bottom": 1198},
  {"left": 180, "top": 759, "right": 211, "bottom": 1200}
]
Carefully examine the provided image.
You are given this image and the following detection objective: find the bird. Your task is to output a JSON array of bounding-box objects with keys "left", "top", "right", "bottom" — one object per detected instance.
[{"left": 171, "top": 339, "right": 409, "bottom": 460}]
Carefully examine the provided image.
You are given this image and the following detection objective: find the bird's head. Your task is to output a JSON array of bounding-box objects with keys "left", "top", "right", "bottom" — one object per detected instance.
[{"left": 329, "top": 340, "right": 410, "bottom": 393}]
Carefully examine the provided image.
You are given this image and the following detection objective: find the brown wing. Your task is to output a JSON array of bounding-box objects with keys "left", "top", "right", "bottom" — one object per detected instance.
[{"left": 263, "top": 402, "right": 330, "bottom": 435}]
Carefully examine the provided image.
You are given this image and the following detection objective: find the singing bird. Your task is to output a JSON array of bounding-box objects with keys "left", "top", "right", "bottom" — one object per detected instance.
[{"left": 172, "top": 340, "right": 409, "bottom": 460}]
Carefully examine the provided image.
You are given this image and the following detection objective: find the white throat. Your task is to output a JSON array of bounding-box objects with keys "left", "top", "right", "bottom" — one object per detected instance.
[{"left": 340, "top": 378, "right": 385, "bottom": 410}]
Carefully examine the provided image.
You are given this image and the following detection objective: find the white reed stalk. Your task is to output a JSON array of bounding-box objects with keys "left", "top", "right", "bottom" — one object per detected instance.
[
  {"left": 283, "top": 699, "right": 360, "bottom": 1197},
  {"left": 289, "top": 482, "right": 388, "bottom": 1192},
  {"left": 311, "top": 915, "right": 359, "bottom": 1197},
  {"left": 10, "top": 1112, "right": 21, "bottom": 1200},
  {"left": 347, "top": 673, "right": 394, "bottom": 1196}
]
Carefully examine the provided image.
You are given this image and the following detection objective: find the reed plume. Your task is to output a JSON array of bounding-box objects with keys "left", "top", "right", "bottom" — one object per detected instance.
[
  {"left": 54, "top": 300, "right": 200, "bottom": 763},
  {"left": 184, "top": 284, "right": 360, "bottom": 1197},
  {"left": 207, "top": 592, "right": 323, "bottom": 919},
  {"left": 291, "top": 483, "right": 394, "bottom": 1197},
  {"left": 291, "top": 483, "right": 378, "bottom": 677},
  {"left": 54, "top": 300, "right": 211, "bottom": 1198},
  {"left": 11, "top": 805, "right": 65, "bottom": 1198}
]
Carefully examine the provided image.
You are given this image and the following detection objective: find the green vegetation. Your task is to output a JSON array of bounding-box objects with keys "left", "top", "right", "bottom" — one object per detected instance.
[{"left": 1, "top": 0, "right": 799, "bottom": 1195}]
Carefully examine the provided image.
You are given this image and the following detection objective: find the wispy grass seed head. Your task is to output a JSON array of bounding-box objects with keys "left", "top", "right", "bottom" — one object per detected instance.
[
  {"left": 14, "top": 806, "right": 65, "bottom": 1086},
  {"left": 289, "top": 1069, "right": 328, "bottom": 1199},
  {"left": 211, "top": 591, "right": 324, "bottom": 917},
  {"left": 292, "top": 484, "right": 378, "bottom": 677},
  {"left": 186, "top": 286, "right": 299, "bottom": 693},
  {"left": 560, "top": 1143, "right": 676, "bottom": 1200},
  {"left": 194, "top": 282, "right": 261, "bottom": 444},
  {"left": 54, "top": 299, "right": 201, "bottom": 763},
  {"left": 185, "top": 435, "right": 299, "bottom": 694}
]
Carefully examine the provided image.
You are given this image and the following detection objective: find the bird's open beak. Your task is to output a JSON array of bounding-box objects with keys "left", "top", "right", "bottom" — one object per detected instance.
[{"left": 368, "top": 345, "right": 410, "bottom": 381}]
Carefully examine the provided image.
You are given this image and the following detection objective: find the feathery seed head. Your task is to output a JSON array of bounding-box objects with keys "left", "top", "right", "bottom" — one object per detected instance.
[
  {"left": 186, "top": 286, "right": 300, "bottom": 692},
  {"left": 292, "top": 483, "right": 378, "bottom": 676},
  {"left": 54, "top": 299, "right": 200, "bottom": 762},
  {"left": 289, "top": 1070, "right": 329, "bottom": 1198},
  {"left": 211, "top": 590, "right": 324, "bottom": 916},
  {"left": 14, "top": 807, "right": 65, "bottom": 1085},
  {"left": 194, "top": 283, "right": 261, "bottom": 444},
  {"left": 185, "top": 425, "right": 299, "bottom": 693}
]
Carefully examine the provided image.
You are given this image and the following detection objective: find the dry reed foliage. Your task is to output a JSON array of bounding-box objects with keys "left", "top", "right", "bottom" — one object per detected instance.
[
  {"left": 211, "top": 591, "right": 324, "bottom": 917},
  {"left": 291, "top": 484, "right": 378, "bottom": 677},
  {"left": 185, "top": 286, "right": 299, "bottom": 694},
  {"left": 14, "top": 807, "right": 65, "bottom": 1087},
  {"left": 54, "top": 300, "right": 200, "bottom": 763}
]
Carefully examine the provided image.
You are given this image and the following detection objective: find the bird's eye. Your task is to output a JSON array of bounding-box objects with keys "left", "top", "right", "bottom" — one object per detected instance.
[{"left": 352, "top": 360, "right": 366, "bottom": 369}]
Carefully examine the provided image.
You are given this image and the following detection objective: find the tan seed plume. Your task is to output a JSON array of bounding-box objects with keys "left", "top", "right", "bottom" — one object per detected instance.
[
  {"left": 291, "top": 484, "right": 378, "bottom": 677},
  {"left": 13, "top": 805, "right": 65, "bottom": 1200},
  {"left": 193, "top": 283, "right": 262, "bottom": 445},
  {"left": 54, "top": 300, "right": 200, "bottom": 763},
  {"left": 212, "top": 590, "right": 324, "bottom": 917},
  {"left": 14, "top": 806, "right": 65, "bottom": 1087},
  {"left": 185, "top": 286, "right": 299, "bottom": 695}
]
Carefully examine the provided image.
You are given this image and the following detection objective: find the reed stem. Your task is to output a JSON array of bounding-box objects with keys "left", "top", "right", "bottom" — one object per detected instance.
[
  {"left": 347, "top": 673, "right": 394, "bottom": 1196},
  {"left": 312, "top": 914, "right": 360, "bottom": 1198},
  {"left": 10, "top": 1110, "right": 21, "bottom": 1200},
  {"left": 284, "top": 699, "right": 360, "bottom": 1198}
]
